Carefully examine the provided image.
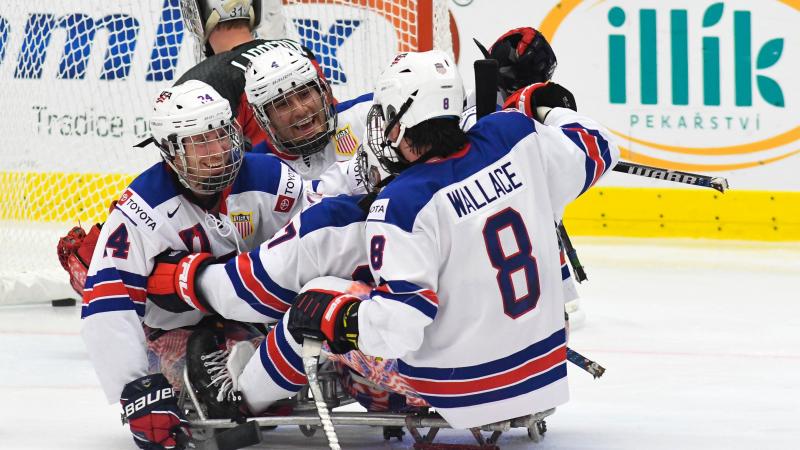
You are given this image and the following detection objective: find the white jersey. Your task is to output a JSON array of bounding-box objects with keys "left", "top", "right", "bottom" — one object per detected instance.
[
  {"left": 194, "top": 195, "right": 371, "bottom": 413},
  {"left": 460, "top": 89, "right": 503, "bottom": 131},
  {"left": 197, "top": 194, "right": 370, "bottom": 324},
  {"left": 358, "top": 108, "right": 620, "bottom": 428},
  {"left": 251, "top": 93, "right": 373, "bottom": 195},
  {"left": 81, "top": 153, "right": 305, "bottom": 403},
  {"left": 463, "top": 88, "right": 579, "bottom": 304}
]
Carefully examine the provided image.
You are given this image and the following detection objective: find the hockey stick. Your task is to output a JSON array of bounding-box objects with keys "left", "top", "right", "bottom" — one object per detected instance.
[
  {"left": 613, "top": 161, "right": 729, "bottom": 193},
  {"left": 474, "top": 58, "right": 499, "bottom": 120},
  {"left": 566, "top": 348, "right": 605, "bottom": 379},
  {"left": 302, "top": 339, "right": 341, "bottom": 450},
  {"left": 557, "top": 222, "right": 587, "bottom": 283},
  {"left": 471, "top": 34, "right": 729, "bottom": 194}
]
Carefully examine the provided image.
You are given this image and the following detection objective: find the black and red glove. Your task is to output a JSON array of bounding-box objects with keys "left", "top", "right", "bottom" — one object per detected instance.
[
  {"left": 287, "top": 289, "right": 361, "bottom": 354},
  {"left": 493, "top": 26, "right": 539, "bottom": 58},
  {"left": 121, "top": 373, "right": 190, "bottom": 450},
  {"left": 486, "top": 26, "right": 558, "bottom": 94},
  {"left": 147, "top": 250, "right": 215, "bottom": 313},
  {"left": 503, "top": 82, "right": 577, "bottom": 120},
  {"left": 56, "top": 201, "right": 118, "bottom": 295},
  {"left": 56, "top": 223, "right": 102, "bottom": 295}
]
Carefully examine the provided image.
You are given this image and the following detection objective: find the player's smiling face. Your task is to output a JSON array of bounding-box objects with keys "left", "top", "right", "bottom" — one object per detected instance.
[
  {"left": 265, "top": 83, "right": 326, "bottom": 144},
  {"left": 177, "top": 128, "right": 233, "bottom": 192}
]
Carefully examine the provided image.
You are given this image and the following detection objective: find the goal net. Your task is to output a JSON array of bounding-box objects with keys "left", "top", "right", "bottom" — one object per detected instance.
[{"left": 0, "top": 0, "right": 453, "bottom": 304}]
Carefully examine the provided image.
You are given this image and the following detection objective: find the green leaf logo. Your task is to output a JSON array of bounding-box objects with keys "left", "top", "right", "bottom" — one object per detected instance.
[
  {"left": 756, "top": 38, "right": 783, "bottom": 69},
  {"left": 702, "top": 3, "right": 724, "bottom": 27}
]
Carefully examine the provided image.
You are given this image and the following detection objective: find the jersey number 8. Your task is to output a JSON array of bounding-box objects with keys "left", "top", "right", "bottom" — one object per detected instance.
[{"left": 482, "top": 207, "right": 540, "bottom": 318}]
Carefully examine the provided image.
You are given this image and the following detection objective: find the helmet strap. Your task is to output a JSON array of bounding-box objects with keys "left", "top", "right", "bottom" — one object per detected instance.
[{"left": 383, "top": 96, "right": 414, "bottom": 149}]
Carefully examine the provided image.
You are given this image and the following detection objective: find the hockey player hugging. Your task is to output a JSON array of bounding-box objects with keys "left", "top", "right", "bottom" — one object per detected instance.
[{"left": 151, "top": 49, "right": 619, "bottom": 445}]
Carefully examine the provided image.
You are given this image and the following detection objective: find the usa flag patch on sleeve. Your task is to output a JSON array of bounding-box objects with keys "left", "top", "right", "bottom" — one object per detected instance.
[
  {"left": 334, "top": 125, "right": 359, "bottom": 156},
  {"left": 230, "top": 211, "right": 254, "bottom": 239}
]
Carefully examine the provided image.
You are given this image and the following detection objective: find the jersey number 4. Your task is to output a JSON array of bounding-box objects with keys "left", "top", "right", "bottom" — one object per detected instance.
[
  {"left": 482, "top": 207, "right": 540, "bottom": 319},
  {"left": 106, "top": 224, "right": 130, "bottom": 259}
]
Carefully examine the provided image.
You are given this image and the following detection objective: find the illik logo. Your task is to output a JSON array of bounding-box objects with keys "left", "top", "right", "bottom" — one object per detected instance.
[
  {"left": 607, "top": 3, "right": 784, "bottom": 107},
  {"left": 539, "top": 0, "right": 798, "bottom": 172}
]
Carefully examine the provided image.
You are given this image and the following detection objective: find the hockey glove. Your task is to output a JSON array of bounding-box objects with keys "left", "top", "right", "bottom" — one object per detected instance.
[
  {"left": 494, "top": 27, "right": 539, "bottom": 59},
  {"left": 147, "top": 250, "right": 215, "bottom": 314},
  {"left": 121, "top": 373, "right": 190, "bottom": 450},
  {"left": 56, "top": 223, "right": 102, "bottom": 295},
  {"left": 287, "top": 289, "right": 361, "bottom": 354},
  {"left": 503, "top": 82, "right": 577, "bottom": 121}
]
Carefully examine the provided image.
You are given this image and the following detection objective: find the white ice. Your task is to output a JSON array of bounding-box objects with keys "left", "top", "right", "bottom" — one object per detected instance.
[{"left": 1, "top": 237, "right": 798, "bottom": 450}]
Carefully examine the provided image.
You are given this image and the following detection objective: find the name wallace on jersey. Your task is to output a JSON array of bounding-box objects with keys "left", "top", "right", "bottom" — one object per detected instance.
[{"left": 445, "top": 159, "right": 524, "bottom": 220}]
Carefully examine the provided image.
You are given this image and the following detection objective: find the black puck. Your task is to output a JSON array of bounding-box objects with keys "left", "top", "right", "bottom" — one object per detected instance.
[{"left": 51, "top": 298, "right": 77, "bottom": 307}]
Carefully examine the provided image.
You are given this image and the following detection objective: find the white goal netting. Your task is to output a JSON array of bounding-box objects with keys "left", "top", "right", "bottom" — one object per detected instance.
[{"left": 0, "top": 0, "right": 453, "bottom": 304}]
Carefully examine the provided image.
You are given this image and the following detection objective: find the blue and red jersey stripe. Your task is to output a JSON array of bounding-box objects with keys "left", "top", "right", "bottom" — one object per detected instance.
[
  {"left": 372, "top": 280, "right": 439, "bottom": 320},
  {"left": 82, "top": 267, "right": 147, "bottom": 318},
  {"left": 398, "top": 328, "right": 567, "bottom": 409},
  {"left": 259, "top": 321, "right": 306, "bottom": 392},
  {"left": 226, "top": 247, "right": 297, "bottom": 320},
  {"left": 562, "top": 122, "right": 614, "bottom": 194}
]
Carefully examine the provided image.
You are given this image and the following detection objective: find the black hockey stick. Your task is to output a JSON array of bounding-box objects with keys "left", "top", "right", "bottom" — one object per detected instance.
[
  {"left": 613, "top": 161, "right": 729, "bottom": 193},
  {"left": 558, "top": 222, "right": 587, "bottom": 282},
  {"left": 567, "top": 347, "right": 605, "bottom": 379},
  {"left": 473, "top": 58, "right": 499, "bottom": 120}
]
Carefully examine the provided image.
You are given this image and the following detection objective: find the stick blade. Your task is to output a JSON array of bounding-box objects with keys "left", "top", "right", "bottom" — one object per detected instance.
[{"left": 215, "top": 421, "right": 263, "bottom": 450}]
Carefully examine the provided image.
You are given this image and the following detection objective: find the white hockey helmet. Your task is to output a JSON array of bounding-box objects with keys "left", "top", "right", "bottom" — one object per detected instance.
[
  {"left": 182, "top": 0, "right": 262, "bottom": 43},
  {"left": 366, "top": 50, "right": 464, "bottom": 174},
  {"left": 149, "top": 80, "right": 244, "bottom": 195},
  {"left": 244, "top": 46, "right": 336, "bottom": 156}
]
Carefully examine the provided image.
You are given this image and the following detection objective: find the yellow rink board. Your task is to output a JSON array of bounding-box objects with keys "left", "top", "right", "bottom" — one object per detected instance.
[
  {"left": 563, "top": 187, "right": 800, "bottom": 241},
  {"left": 2, "top": 171, "right": 799, "bottom": 241}
]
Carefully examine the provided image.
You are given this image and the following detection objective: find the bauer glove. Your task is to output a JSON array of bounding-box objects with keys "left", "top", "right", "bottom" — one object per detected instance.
[
  {"left": 147, "top": 250, "right": 215, "bottom": 313},
  {"left": 287, "top": 289, "right": 361, "bottom": 354},
  {"left": 121, "top": 373, "right": 190, "bottom": 450}
]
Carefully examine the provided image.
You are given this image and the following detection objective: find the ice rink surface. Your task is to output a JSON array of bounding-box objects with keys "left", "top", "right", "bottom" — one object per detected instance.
[{"left": 2, "top": 237, "right": 798, "bottom": 450}]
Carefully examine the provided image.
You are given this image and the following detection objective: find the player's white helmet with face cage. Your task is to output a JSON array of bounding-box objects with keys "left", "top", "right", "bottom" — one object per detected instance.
[
  {"left": 244, "top": 46, "right": 336, "bottom": 157},
  {"left": 181, "top": 0, "right": 262, "bottom": 43},
  {"left": 150, "top": 80, "right": 244, "bottom": 196},
  {"left": 366, "top": 50, "right": 464, "bottom": 174}
]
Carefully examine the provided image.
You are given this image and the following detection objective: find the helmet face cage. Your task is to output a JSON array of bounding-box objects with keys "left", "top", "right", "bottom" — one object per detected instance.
[
  {"left": 161, "top": 120, "right": 245, "bottom": 195},
  {"left": 180, "top": 0, "right": 205, "bottom": 40},
  {"left": 354, "top": 145, "right": 388, "bottom": 194},
  {"left": 365, "top": 103, "right": 411, "bottom": 177},
  {"left": 182, "top": 0, "right": 261, "bottom": 43},
  {"left": 252, "top": 79, "right": 336, "bottom": 156}
]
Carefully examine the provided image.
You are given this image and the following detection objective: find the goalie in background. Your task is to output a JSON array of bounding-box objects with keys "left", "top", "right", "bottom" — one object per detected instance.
[{"left": 80, "top": 80, "right": 305, "bottom": 450}]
